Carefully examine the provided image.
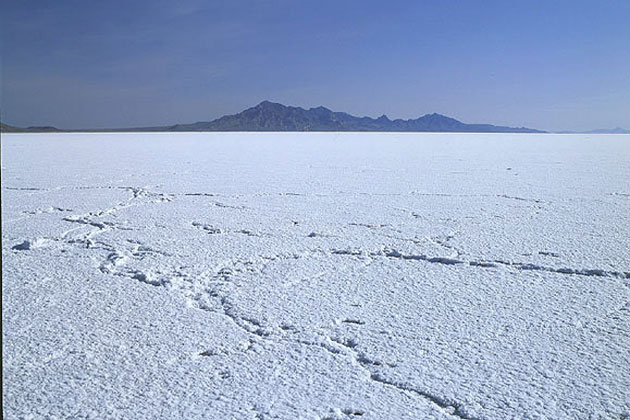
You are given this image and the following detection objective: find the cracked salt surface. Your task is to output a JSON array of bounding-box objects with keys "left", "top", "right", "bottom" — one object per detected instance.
[{"left": 2, "top": 132, "right": 630, "bottom": 419}]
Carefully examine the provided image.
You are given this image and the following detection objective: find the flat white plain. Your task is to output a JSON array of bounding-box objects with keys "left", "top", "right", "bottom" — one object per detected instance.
[{"left": 2, "top": 132, "right": 629, "bottom": 420}]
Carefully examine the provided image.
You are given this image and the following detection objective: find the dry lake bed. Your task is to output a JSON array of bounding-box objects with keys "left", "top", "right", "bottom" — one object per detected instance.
[{"left": 2, "top": 132, "right": 629, "bottom": 419}]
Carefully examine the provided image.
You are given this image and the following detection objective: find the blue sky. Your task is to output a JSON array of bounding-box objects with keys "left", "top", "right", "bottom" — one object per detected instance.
[{"left": 1, "top": 0, "right": 629, "bottom": 131}]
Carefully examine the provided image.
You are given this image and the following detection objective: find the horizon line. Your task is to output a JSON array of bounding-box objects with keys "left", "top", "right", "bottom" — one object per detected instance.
[{"left": 1, "top": 100, "right": 628, "bottom": 133}]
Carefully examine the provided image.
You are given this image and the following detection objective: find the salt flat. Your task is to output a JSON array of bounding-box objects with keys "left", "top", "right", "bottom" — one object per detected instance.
[{"left": 2, "top": 132, "right": 629, "bottom": 419}]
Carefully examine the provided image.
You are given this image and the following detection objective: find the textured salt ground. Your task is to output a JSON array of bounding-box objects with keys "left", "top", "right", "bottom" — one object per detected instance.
[{"left": 2, "top": 132, "right": 630, "bottom": 419}]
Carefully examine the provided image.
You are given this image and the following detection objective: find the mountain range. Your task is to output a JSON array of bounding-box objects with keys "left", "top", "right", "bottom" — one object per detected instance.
[
  {"left": 1, "top": 123, "right": 61, "bottom": 133},
  {"left": 1, "top": 101, "right": 627, "bottom": 133},
  {"left": 165, "top": 101, "right": 543, "bottom": 133}
]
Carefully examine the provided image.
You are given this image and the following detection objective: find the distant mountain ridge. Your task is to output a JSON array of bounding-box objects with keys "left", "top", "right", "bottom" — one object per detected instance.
[
  {"left": 583, "top": 127, "right": 630, "bottom": 134},
  {"left": 168, "top": 101, "right": 544, "bottom": 133},
  {"left": 12, "top": 102, "right": 629, "bottom": 133},
  {"left": 2, "top": 101, "right": 547, "bottom": 133},
  {"left": 1, "top": 123, "right": 60, "bottom": 133},
  {"left": 557, "top": 127, "right": 630, "bottom": 134}
]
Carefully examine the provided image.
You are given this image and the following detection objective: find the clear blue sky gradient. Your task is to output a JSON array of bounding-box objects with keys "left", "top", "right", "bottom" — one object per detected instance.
[{"left": 1, "top": 0, "right": 629, "bottom": 130}]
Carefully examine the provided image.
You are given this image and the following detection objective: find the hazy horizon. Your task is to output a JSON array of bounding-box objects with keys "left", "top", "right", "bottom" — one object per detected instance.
[{"left": 1, "top": 0, "right": 629, "bottom": 131}]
